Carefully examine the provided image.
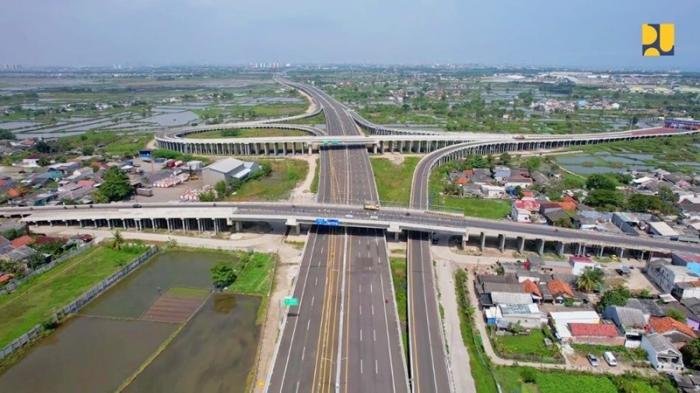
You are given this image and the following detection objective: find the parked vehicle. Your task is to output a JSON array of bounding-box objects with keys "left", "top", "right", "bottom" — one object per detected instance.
[
  {"left": 603, "top": 351, "right": 617, "bottom": 367},
  {"left": 587, "top": 353, "right": 599, "bottom": 367}
]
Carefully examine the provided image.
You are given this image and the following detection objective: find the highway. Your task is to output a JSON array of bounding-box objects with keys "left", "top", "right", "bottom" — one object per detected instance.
[{"left": 267, "top": 79, "right": 409, "bottom": 393}]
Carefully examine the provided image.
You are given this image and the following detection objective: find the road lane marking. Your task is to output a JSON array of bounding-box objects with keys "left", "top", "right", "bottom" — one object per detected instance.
[{"left": 360, "top": 328, "right": 363, "bottom": 342}]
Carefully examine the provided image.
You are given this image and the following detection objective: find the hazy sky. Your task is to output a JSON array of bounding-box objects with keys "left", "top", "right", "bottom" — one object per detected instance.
[{"left": 1, "top": 0, "right": 698, "bottom": 70}]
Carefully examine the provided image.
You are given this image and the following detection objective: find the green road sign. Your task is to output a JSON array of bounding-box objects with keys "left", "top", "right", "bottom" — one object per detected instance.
[{"left": 283, "top": 296, "right": 299, "bottom": 307}]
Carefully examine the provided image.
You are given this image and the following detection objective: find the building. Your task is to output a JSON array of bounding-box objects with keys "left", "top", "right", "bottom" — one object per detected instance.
[
  {"left": 549, "top": 310, "right": 600, "bottom": 342},
  {"left": 493, "top": 166, "right": 511, "bottom": 183},
  {"left": 648, "top": 316, "right": 696, "bottom": 348},
  {"left": 546, "top": 279, "right": 575, "bottom": 304},
  {"left": 568, "top": 323, "right": 625, "bottom": 346},
  {"left": 672, "top": 281, "right": 700, "bottom": 301},
  {"left": 480, "top": 184, "right": 506, "bottom": 198},
  {"left": 624, "top": 298, "right": 665, "bottom": 321},
  {"left": 641, "top": 333, "right": 685, "bottom": 372},
  {"left": 202, "top": 158, "right": 259, "bottom": 186},
  {"left": 569, "top": 255, "right": 597, "bottom": 276},
  {"left": 648, "top": 221, "right": 680, "bottom": 239},
  {"left": 494, "top": 303, "right": 545, "bottom": 330},
  {"left": 648, "top": 262, "right": 699, "bottom": 293},
  {"left": 604, "top": 306, "right": 647, "bottom": 347},
  {"left": 510, "top": 199, "right": 540, "bottom": 223}
]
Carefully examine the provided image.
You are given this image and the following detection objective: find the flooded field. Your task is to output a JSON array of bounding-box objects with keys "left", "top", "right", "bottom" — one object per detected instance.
[
  {"left": 0, "top": 249, "right": 262, "bottom": 393},
  {"left": 124, "top": 294, "right": 261, "bottom": 393}
]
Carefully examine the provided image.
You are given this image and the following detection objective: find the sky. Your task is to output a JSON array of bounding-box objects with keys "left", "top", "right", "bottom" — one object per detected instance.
[{"left": 1, "top": 0, "right": 698, "bottom": 70}]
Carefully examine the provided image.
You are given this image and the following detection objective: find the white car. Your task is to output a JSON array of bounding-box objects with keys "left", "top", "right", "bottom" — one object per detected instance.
[
  {"left": 603, "top": 351, "right": 617, "bottom": 367},
  {"left": 369, "top": 215, "right": 379, "bottom": 220},
  {"left": 345, "top": 214, "right": 353, "bottom": 218}
]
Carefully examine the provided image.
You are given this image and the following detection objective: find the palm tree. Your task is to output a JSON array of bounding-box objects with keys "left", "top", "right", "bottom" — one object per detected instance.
[{"left": 576, "top": 267, "right": 604, "bottom": 293}]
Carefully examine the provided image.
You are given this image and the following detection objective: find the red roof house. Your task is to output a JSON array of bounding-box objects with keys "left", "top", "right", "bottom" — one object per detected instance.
[
  {"left": 521, "top": 279, "right": 542, "bottom": 298},
  {"left": 649, "top": 316, "right": 696, "bottom": 348},
  {"left": 568, "top": 323, "right": 625, "bottom": 346},
  {"left": 547, "top": 279, "right": 575, "bottom": 302},
  {"left": 10, "top": 235, "right": 34, "bottom": 248}
]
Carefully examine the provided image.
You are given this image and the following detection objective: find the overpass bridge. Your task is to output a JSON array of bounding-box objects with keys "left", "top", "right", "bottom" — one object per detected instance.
[
  {"left": 155, "top": 126, "right": 691, "bottom": 156},
  {"left": 5, "top": 202, "right": 700, "bottom": 259}
]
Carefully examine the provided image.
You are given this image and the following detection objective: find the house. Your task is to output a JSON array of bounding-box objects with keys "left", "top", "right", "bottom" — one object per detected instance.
[
  {"left": 672, "top": 372, "right": 700, "bottom": 393},
  {"left": 490, "top": 292, "right": 534, "bottom": 306},
  {"left": 546, "top": 279, "right": 575, "bottom": 303},
  {"left": 10, "top": 235, "right": 34, "bottom": 249},
  {"left": 568, "top": 323, "right": 625, "bottom": 346},
  {"left": 542, "top": 208, "right": 575, "bottom": 227},
  {"left": 604, "top": 306, "right": 647, "bottom": 347},
  {"left": 493, "top": 166, "right": 511, "bottom": 183},
  {"left": 641, "top": 333, "right": 684, "bottom": 372},
  {"left": 672, "top": 281, "right": 700, "bottom": 301},
  {"left": 624, "top": 298, "right": 665, "bottom": 322},
  {"left": 648, "top": 316, "right": 696, "bottom": 348},
  {"left": 510, "top": 199, "right": 540, "bottom": 223},
  {"left": 504, "top": 171, "right": 533, "bottom": 189},
  {"left": 0, "top": 236, "right": 12, "bottom": 254},
  {"left": 673, "top": 253, "right": 700, "bottom": 267},
  {"left": 521, "top": 279, "right": 543, "bottom": 302},
  {"left": 549, "top": 310, "right": 601, "bottom": 342},
  {"left": 648, "top": 221, "right": 680, "bottom": 239},
  {"left": 0, "top": 245, "right": 37, "bottom": 263},
  {"left": 681, "top": 298, "right": 700, "bottom": 331},
  {"left": 647, "top": 262, "right": 699, "bottom": 293},
  {"left": 480, "top": 184, "right": 506, "bottom": 198},
  {"left": 494, "top": 303, "right": 545, "bottom": 330},
  {"left": 202, "top": 158, "right": 259, "bottom": 185},
  {"left": 569, "top": 255, "right": 597, "bottom": 276}
]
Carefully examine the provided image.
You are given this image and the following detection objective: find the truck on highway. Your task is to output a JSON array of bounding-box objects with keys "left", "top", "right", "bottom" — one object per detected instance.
[
  {"left": 363, "top": 201, "right": 380, "bottom": 211},
  {"left": 315, "top": 218, "right": 340, "bottom": 226}
]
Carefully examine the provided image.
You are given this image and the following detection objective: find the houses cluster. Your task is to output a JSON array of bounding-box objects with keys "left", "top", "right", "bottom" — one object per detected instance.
[
  {"left": 475, "top": 252, "right": 700, "bottom": 373},
  {"left": 448, "top": 165, "right": 538, "bottom": 200},
  {"left": 0, "top": 229, "right": 93, "bottom": 287}
]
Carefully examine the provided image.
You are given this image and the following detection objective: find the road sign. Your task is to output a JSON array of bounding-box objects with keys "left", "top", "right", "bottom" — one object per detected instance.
[{"left": 283, "top": 296, "right": 299, "bottom": 307}]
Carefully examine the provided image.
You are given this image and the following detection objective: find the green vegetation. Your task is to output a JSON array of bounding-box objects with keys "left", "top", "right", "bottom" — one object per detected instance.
[
  {"left": 287, "top": 111, "right": 326, "bottom": 125},
  {"left": 310, "top": 158, "right": 320, "bottom": 194},
  {"left": 389, "top": 257, "right": 408, "bottom": 356},
  {"left": 437, "top": 197, "right": 511, "bottom": 219},
  {"left": 187, "top": 128, "right": 308, "bottom": 139},
  {"left": 229, "top": 252, "right": 276, "bottom": 296},
  {"left": 454, "top": 269, "right": 499, "bottom": 393},
  {"left": 0, "top": 244, "right": 149, "bottom": 348},
  {"left": 92, "top": 166, "right": 133, "bottom": 203},
  {"left": 682, "top": 337, "right": 700, "bottom": 370},
  {"left": 211, "top": 261, "right": 237, "bottom": 289},
  {"left": 0, "top": 129, "right": 15, "bottom": 140},
  {"left": 370, "top": 157, "right": 420, "bottom": 206},
  {"left": 195, "top": 102, "right": 308, "bottom": 124},
  {"left": 228, "top": 159, "right": 307, "bottom": 201},
  {"left": 598, "top": 286, "right": 631, "bottom": 311},
  {"left": 491, "top": 328, "right": 562, "bottom": 363},
  {"left": 576, "top": 267, "right": 604, "bottom": 293}
]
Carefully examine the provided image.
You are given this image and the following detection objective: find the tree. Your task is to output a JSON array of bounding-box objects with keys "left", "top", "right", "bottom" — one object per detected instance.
[
  {"left": 585, "top": 189, "right": 625, "bottom": 209},
  {"left": 96, "top": 166, "right": 133, "bottom": 202},
  {"left": 214, "top": 180, "right": 228, "bottom": 199},
  {"left": 666, "top": 308, "right": 687, "bottom": 323},
  {"left": 658, "top": 185, "right": 676, "bottom": 204},
  {"left": 576, "top": 267, "right": 604, "bottom": 293},
  {"left": 37, "top": 157, "right": 50, "bottom": 167},
  {"left": 598, "top": 286, "right": 630, "bottom": 310},
  {"left": 525, "top": 156, "right": 541, "bottom": 174},
  {"left": 499, "top": 152, "right": 512, "bottom": 165},
  {"left": 682, "top": 338, "right": 700, "bottom": 370},
  {"left": 586, "top": 174, "right": 618, "bottom": 190},
  {"left": 198, "top": 190, "right": 216, "bottom": 202},
  {"left": 0, "top": 129, "right": 16, "bottom": 140},
  {"left": 211, "top": 261, "right": 237, "bottom": 289},
  {"left": 553, "top": 216, "right": 574, "bottom": 228},
  {"left": 112, "top": 229, "right": 124, "bottom": 250},
  {"left": 514, "top": 186, "right": 524, "bottom": 199}
]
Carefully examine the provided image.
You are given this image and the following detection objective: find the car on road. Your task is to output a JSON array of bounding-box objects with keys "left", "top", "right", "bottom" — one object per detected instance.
[
  {"left": 587, "top": 353, "right": 599, "bottom": 367},
  {"left": 369, "top": 215, "right": 379, "bottom": 220},
  {"left": 345, "top": 214, "right": 353, "bottom": 218},
  {"left": 132, "top": 203, "right": 142, "bottom": 208},
  {"left": 603, "top": 351, "right": 617, "bottom": 367}
]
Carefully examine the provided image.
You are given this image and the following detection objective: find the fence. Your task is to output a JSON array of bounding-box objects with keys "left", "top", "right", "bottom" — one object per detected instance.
[
  {"left": 0, "top": 245, "right": 158, "bottom": 361},
  {"left": 0, "top": 243, "right": 95, "bottom": 296}
]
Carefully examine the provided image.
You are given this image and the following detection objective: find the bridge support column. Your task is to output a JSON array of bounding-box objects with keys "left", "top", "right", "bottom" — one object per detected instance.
[
  {"left": 576, "top": 243, "right": 583, "bottom": 255},
  {"left": 618, "top": 248, "right": 625, "bottom": 259},
  {"left": 308, "top": 145, "right": 312, "bottom": 155},
  {"left": 498, "top": 234, "right": 505, "bottom": 253},
  {"left": 373, "top": 144, "right": 378, "bottom": 154},
  {"left": 234, "top": 221, "right": 242, "bottom": 232},
  {"left": 537, "top": 239, "right": 545, "bottom": 256},
  {"left": 79, "top": 220, "right": 84, "bottom": 228},
  {"left": 462, "top": 231, "right": 469, "bottom": 249},
  {"left": 106, "top": 219, "right": 112, "bottom": 229},
  {"left": 557, "top": 241, "right": 565, "bottom": 257},
  {"left": 517, "top": 236, "right": 525, "bottom": 254},
  {"left": 166, "top": 218, "right": 171, "bottom": 232},
  {"left": 197, "top": 218, "right": 202, "bottom": 232},
  {"left": 122, "top": 219, "right": 126, "bottom": 230},
  {"left": 597, "top": 246, "right": 604, "bottom": 258},
  {"left": 213, "top": 219, "right": 219, "bottom": 233},
  {"left": 479, "top": 232, "right": 486, "bottom": 252}
]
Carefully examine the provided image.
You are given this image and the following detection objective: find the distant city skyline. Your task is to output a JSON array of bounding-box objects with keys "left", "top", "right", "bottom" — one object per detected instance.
[{"left": 1, "top": 0, "right": 698, "bottom": 71}]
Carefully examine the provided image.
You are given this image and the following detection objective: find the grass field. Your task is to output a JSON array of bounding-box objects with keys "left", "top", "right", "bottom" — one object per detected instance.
[
  {"left": 187, "top": 128, "right": 308, "bottom": 139},
  {"left": 285, "top": 111, "right": 326, "bottom": 125},
  {"left": 228, "top": 159, "right": 308, "bottom": 201},
  {"left": 434, "top": 196, "right": 511, "bottom": 219},
  {"left": 371, "top": 157, "right": 420, "bottom": 206},
  {"left": 491, "top": 328, "right": 561, "bottom": 363},
  {"left": 229, "top": 252, "right": 276, "bottom": 296},
  {"left": 0, "top": 244, "right": 149, "bottom": 348},
  {"left": 310, "top": 158, "right": 319, "bottom": 194},
  {"left": 389, "top": 256, "right": 408, "bottom": 356}
]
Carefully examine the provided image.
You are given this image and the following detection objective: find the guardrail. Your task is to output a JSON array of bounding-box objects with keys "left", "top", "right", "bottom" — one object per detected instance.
[{"left": 0, "top": 245, "right": 158, "bottom": 361}]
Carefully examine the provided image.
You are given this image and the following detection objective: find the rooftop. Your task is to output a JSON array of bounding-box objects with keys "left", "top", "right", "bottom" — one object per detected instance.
[
  {"left": 569, "top": 323, "right": 620, "bottom": 337},
  {"left": 649, "top": 316, "right": 696, "bottom": 338}
]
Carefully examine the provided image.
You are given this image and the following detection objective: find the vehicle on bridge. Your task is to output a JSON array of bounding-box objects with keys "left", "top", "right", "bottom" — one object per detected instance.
[
  {"left": 363, "top": 201, "right": 380, "bottom": 210},
  {"left": 314, "top": 218, "right": 340, "bottom": 226}
]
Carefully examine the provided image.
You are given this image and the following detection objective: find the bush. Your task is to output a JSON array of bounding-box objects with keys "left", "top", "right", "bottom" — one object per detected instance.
[{"left": 520, "top": 368, "right": 536, "bottom": 384}]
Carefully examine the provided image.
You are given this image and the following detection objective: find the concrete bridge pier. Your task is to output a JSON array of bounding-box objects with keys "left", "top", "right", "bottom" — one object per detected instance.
[
  {"left": 387, "top": 223, "right": 402, "bottom": 241},
  {"left": 618, "top": 248, "right": 625, "bottom": 259},
  {"left": 234, "top": 221, "right": 242, "bottom": 232},
  {"left": 537, "top": 239, "right": 545, "bottom": 256},
  {"left": 166, "top": 218, "right": 172, "bottom": 232},
  {"left": 517, "top": 236, "right": 525, "bottom": 254},
  {"left": 557, "top": 241, "right": 565, "bottom": 257},
  {"left": 197, "top": 218, "right": 202, "bottom": 232},
  {"left": 479, "top": 232, "right": 486, "bottom": 251},
  {"left": 498, "top": 234, "right": 505, "bottom": 253},
  {"left": 597, "top": 246, "right": 604, "bottom": 258},
  {"left": 462, "top": 231, "right": 470, "bottom": 249},
  {"left": 286, "top": 218, "right": 300, "bottom": 235},
  {"left": 213, "top": 219, "right": 220, "bottom": 233}
]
